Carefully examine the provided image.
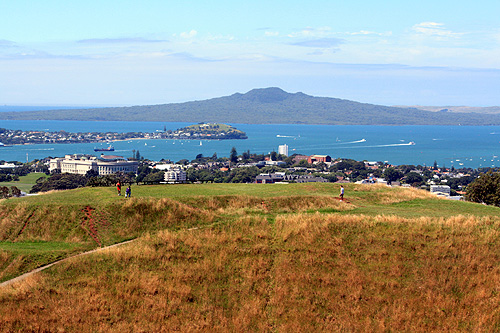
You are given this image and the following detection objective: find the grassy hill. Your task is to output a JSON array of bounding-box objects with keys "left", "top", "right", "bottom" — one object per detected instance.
[
  {"left": 1, "top": 183, "right": 500, "bottom": 330},
  {"left": 2, "top": 87, "right": 500, "bottom": 125},
  {"left": 0, "top": 173, "right": 48, "bottom": 193}
]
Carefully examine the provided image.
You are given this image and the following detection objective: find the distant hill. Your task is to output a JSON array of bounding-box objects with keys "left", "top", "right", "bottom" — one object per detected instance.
[
  {"left": 2, "top": 87, "right": 500, "bottom": 125},
  {"left": 398, "top": 105, "right": 500, "bottom": 115}
]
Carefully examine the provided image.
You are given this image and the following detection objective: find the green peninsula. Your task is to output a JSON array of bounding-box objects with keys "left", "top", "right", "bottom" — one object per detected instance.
[
  {"left": 0, "top": 123, "right": 246, "bottom": 146},
  {"left": 169, "top": 123, "right": 247, "bottom": 140}
]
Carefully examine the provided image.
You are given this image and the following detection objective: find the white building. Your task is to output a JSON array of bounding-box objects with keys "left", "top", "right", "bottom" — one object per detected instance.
[
  {"left": 164, "top": 168, "right": 187, "bottom": 183},
  {"left": 430, "top": 185, "right": 451, "bottom": 196},
  {"left": 49, "top": 154, "right": 138, "bottom": 175},
  {"left": 278, "top": 144, "right": 289, "bottom": 157}
]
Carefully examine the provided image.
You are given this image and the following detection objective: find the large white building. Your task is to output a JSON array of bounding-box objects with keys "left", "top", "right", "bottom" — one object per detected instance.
[
  {"left": 164, "top": 168, "right": 187, "bottom": 183},
  {"left": 278, "top": 144, "right": 289, "bottom": 157},
  {"left": 49, "top": 154, "right": 138, "bottom": 175}
]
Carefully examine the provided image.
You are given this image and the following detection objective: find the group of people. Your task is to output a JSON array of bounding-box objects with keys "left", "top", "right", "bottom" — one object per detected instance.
[{"left": 116, "top": 182, "right": 131, "bottom": 198}]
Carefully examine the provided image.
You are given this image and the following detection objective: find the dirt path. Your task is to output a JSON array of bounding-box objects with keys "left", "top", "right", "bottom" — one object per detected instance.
[{"left": 0, "top": 239, "right": 136, "bottom": 289}]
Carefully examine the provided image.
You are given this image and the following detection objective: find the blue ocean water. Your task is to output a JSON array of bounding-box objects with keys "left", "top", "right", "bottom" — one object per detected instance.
[{"left": 1, "top": 120, "right": 499, "bottom": 169}]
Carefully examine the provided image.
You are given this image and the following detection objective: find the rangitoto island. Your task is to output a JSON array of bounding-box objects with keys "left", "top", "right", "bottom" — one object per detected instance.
[
  {"left": 0, "top": 123, "right": 247, "bottom": 146},
  {"left": 2, "top": 87, "right": 500, "bottom": 125}
]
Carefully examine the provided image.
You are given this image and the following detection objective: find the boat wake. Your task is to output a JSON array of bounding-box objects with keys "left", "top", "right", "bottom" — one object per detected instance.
[
  {"left": 26, "top": 148, "right": 55, "bottom": 151},
  {"left": 276, "top": 135, "right": 295, "bottom": 138},
  {"left": 371, "top": 142, "right": 415, "bottom": 147},
  {"left": 336, "top": 138, "right": 367, "bottom": 144},
  {"left": 348, "top": 138, "right": 366, "bottom": 144}
]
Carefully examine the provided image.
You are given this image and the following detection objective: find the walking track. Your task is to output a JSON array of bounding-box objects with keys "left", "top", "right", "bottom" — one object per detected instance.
[{"left": 0, "top": 239, "right": 136, "bottom": 289}]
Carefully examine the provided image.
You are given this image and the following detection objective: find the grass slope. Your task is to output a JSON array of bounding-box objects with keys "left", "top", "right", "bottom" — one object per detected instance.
[
  {"left": 0, "top": 172, "right": 48, "bottom": 193},
  {"left": 1, "top": 183, "right": 500, "bottom": 331}
]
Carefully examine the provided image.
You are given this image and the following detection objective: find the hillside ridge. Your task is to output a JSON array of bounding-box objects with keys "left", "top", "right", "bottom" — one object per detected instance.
[{"left": 2, "top": 87, "right": 500, "bottom": 125}]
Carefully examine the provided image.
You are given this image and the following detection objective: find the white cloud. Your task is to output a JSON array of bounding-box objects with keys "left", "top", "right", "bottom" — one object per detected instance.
[
  {"left": 206, "top": 34, "right": 235, "bottom": 41},
  {"left": 287, "top": 27, "right": 332, "bottom": 38},
  {"left": 180, "top": 30, "right": 198, "bottom": 39},
  {"left": 412, "top": 22, "right": 462, "bottom": 39},
  {"left": 348, "top": 30, "right": 391, "bottom": 36},
  {"left": 291, "top": 38, "right": 344, "bottom": 49},
  {"left": 264, "top": 31, "right": 280, "bottom": 37},
  {"left": 0, "top": 39, "right": 17, "bottom": 47},
  {"left": 77, "top": 38, "right": 166, "bottom": 44}
]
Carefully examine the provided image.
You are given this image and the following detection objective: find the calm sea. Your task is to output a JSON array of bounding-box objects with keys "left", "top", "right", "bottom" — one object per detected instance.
[{"left": 1, "top": 120, "right": 499, "bottom": 169}]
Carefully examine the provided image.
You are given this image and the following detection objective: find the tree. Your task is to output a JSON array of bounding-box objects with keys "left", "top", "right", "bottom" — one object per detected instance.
[
  {"left": 226, "top": 167, "right": 260, "bottom": 183},
  {"left": 0, "top": 186, "right": 9, "bottom": 199},
  {"left": 143, "top": 171, "right": 165, "bottom": 184},
  {"left": 270, "top": 151, "right": 277, "bottom": 161},
  {"left": 405, "top": 172, "right": 424, "bottom": 186},
  {"left": 230, "top": 147, "right": 238, "bottom": 163},
  {"left": 465, "top": 171, "right": 500, "bottom": 206},
  {"left": 30, "top": 173, "right": 87, "bottom": 193},
  {"left": 10, "top": 186, "right": 22, "bottom": 197},
  {"left": 86, "top": 169, "right": 99, "bottom": 179},
  {"left": 383, "top": 167, "right": 403, "bottom": 185},
  {"left": 241, "top": 150, "right": 250, "bottom": 161}
]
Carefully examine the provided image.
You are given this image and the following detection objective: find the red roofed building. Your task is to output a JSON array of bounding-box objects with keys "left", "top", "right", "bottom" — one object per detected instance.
[{"left": 307, "top": 155, "right": 332, "bottom": 164}]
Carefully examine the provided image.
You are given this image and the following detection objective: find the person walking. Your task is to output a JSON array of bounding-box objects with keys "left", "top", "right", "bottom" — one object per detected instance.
[
  {"left": 116, "top": 181, "right": 121, "bottom": 196},
  {"left": 125, "top": 186, "right": 131, "bottom": 198},
  {"left": 340, "top": 185, "right": 344, "bottom": 201}
]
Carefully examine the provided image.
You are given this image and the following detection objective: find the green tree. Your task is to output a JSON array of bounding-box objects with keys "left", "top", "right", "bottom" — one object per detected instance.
[
  {"left": 383, "top": 167, "right": 403, "bottom": 185},
  {"left": 465, "top": 171, "right": 500, "bottom": 206},
  {"left": 143, "top": 171, "right": 165, "bottom": 184},
  {"left": 226, "top": 167, "right": 260, "bottom": 183},
  {"left": 85, "top": 169, "right": 99, "bottom": 179},
  {"left": 230, "top": 147, "right": 238, "bottom": 163},
  {"left": 270, "top": 151, "right": 277, "bottom": 161},
  {"left": 405, "top": 172, "right": 424, "bottom": 186},
  {"left": 10, "top": 186, "right": 22, "bottom": 197},
  {"left": 30, "top": 173, "right": 87, "bottom": 193},
  {"left": 0, "top": 186, "right": 9, "bottom": 199}
]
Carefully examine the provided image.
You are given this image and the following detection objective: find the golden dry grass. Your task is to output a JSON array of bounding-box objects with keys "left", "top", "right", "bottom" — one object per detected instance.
[
  {"left": 2, "top": 185, "right": 500, "bottom": 331},
  {"left": 2, "top": 212, "right": 500, "bottom": 331}
]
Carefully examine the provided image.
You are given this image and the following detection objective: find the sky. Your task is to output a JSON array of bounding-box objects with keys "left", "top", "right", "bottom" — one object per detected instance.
[{"left": 1, "top": 0, "right": 499, "bottom": 107}]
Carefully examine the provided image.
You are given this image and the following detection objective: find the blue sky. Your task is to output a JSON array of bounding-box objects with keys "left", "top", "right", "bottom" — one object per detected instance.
[{"left": 1, "top": 0, "right": 499, "bottom": 106}]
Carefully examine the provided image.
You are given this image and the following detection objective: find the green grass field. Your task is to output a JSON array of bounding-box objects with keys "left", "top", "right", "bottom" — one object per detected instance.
[
  {"left": 1, "top": 183, "right": 500, "bottom": 331},
  {"left": 0, "top": 172, "right": 48, "bottom": 193}
]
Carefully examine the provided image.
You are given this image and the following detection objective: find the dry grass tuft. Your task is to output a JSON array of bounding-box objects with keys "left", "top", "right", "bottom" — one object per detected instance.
[{"left": 377, "top": 186, "right": 436, "bottom": 204}]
